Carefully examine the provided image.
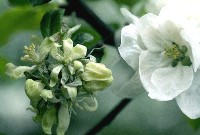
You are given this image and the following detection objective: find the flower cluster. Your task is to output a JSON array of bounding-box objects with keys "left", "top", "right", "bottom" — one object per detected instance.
[
  {"left": 119, "top": 7, "right": 200, "bottom": 119},
  {"left": 6, "top": 26, "right": 113, "bottom": 135}
]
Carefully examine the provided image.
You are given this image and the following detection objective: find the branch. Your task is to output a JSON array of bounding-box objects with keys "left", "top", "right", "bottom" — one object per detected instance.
[
  {"left": 85, "top": 98, "right": 132, "bottom": 135},
  {"left": 63, "top": 0, "right": 115, "bottom": 46}
]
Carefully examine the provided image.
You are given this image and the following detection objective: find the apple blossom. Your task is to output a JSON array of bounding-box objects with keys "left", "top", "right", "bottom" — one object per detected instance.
[{"left": 119, "top": 8, "right": 200, "bottom": 119}]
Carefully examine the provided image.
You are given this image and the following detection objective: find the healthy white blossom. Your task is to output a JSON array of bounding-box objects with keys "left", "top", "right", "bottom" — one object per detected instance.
[
  {"left": 145, "top": 0, "right": 200, "bottom": 17},
  {"left": 119, "top": 8, "right": 200, "bottom": 119}
]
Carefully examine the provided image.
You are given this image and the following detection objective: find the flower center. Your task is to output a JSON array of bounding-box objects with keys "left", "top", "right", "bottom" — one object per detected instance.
[{"left": 164, "top": 42, "right": 192, "bottom": 67}]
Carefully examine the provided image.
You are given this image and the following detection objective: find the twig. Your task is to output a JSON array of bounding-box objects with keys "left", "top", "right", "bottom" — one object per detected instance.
[
  {"left": 63, "top": 0, "right": 115, "bottom": 46},
  {"left": 85, "top": 98, "right": 132, "bottom": 135}
]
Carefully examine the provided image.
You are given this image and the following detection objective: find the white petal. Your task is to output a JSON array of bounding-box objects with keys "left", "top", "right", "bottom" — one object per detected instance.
[
  {"left": 138, "top": 13, "right": 165, "bottom": 52},
  {"left": 119, "top": 24, "right": 142, "bottom": 70},
  {"left": 181, "top": 29, "right": 200, "bottom": 72},
  {"left": 151, "top": 65, "right": 193, "bottom": 100},
  {"left": 158, "top": 19, "right": 184, "bottom": 47},
  {"left": 176, "top": 70, "right": 200, "bottom": 119},
  {"left": 139, "top": 51, "right": 175, "bottom": 101},
  {"left": 120, "top": 8, "right": 139, "bottom": 24}
]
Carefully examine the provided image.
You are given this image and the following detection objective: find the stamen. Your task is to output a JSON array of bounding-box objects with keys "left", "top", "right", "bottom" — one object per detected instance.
[{"left": 164, "top": 42, "right": 191, "bottom": 67}]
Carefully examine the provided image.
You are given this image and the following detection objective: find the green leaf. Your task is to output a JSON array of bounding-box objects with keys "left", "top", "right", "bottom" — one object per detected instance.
[
  {"left": 56, "top": 104, "right": 70, "bottom": 135},
  {"left": 115, "top": 0, "right": 139, "bottom": 6},
  {"left": 73, "top": 33, "right": 94, "bottom": 45},
  {"left": 42, "top": 106, "right": 57, "bottom": 134},
  {"left": 49, "top": 64, "right": 63, "bottom": 87},
  {"left": 0, "top": 57, "right": 8, "bottom": 77},
  {"left": 71, "top": 26, "right": 101, "bottom": 49},
  {"left": 29, "top": 0, "right": 52, "bottom": 6},
  {"left": 40, "top": 9, "right": 64, "bottom": 38},
  {"left": 186, "top": 117, "right": 200, "bottom": 130},
  {"left": 0, "top": 5, "right": 55, "bottom": 46},
  {"left": 8, "top": 0, "right": 29, "bottom": 5}
]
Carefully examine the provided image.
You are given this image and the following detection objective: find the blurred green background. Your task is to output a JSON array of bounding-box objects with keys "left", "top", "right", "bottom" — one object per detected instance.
[{"left": 1, "top": 0, "right": 200, "bottom": 135}]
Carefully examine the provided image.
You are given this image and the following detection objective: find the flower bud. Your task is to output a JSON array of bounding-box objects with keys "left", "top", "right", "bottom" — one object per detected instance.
[
  {"left": 81, "top": 62, "right": 113, "bottom": 92},
  {"left": 25, "top": 79, "right": 44, "bottom": 101},
  {"left": 73, "top": 60, "right": 84, "bottom": 75}
]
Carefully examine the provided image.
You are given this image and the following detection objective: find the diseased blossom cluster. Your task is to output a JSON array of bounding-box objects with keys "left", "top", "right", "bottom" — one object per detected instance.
[
  {"left": 6, "top": 26, "right": 113, "bottom": 135},
  {"left": 119, "top": 6, "right": 200, "bottom": 119}
]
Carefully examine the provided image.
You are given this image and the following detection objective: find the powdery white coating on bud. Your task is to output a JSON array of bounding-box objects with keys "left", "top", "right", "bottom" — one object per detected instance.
[
  {"left": 81, "top": 62, "right": 113, "bottom": 92},
  {"left": 42, "top": 106, "right": 57, "bottom": 135},
  {"left": 25, "top": 79, "right": 53, "bottom": 101},
  {"left": 56, "top": 105, "right": 70, "bottom": 135},
  {"left": 6, "top": 63, "right": 36, "bottom": 79},
  {"left": 25, "top": 79, "right": 44, "bottom": 101},
  {"left": 51, "top": 38, "right": 87, "bottom": 64},
  {"left": 5, "top": 27, "right": 114, "bottom": 135}
]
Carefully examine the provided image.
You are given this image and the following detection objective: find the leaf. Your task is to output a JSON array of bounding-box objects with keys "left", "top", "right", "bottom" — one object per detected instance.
[
  {"left": 42, "top": 106, "right": 57, "bottom": 134},
  {"left": 56, "top": 104, "right": 70, "bottom": 135},
  {"left": 0, "top": 5, "right": 55, "bottom": 46},
  {"left": 0, "top": 57, "right": 8, "bottom": 77},
  {"left": 81, "top": 97, "right": 98, "bottom": 112},
  {"left": 8, "top": 0, "right": 29, "bottom": 5},
  {"left": 40, "top": 9, "right": 64, "bottom": 38},
  {"left": 49, "top": 64, "right": 63, "bottom": 87},
  {"left": 71, "top": 26, "right": 101, "bottom": 48},
  {"left": 115, "top": 0, "right": 138, "bottom": 6},
  {"left": 61, "top": 86, "right": 77, "bottom": 101},
  {"left": 186, "top": 117, "right": 200, "bottom": 130},
  {"left": 38, "top": 37, "right": 54, "bottom": 61},
  {"left": 29, "top": 0, "right": 52, "bottom": 6},
  {"left": 73, "top": 33, "right": 94, "bottom": 45},
  {"left": 65, "top": 25, "right": 81, "bottom": 39}
]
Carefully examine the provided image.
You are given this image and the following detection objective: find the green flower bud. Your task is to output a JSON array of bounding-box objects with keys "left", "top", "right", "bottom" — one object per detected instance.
[
  {"left": 40, "top": 90, "right": 53, "bottom": 101},
  {"left": 81, "top": 62, "right": 113, "bottom": 92},
  {"left": 73, "top": 60, "right": 84, "bottom": 75},
  {"left": 71, "top": 44, "right": 87, "bottom": 60},
  {"left": 25, "top": 79, "right": 44, "bottom": 101},
  {"left": 26, "top": 79, "right": 53, "bottom": 102}
]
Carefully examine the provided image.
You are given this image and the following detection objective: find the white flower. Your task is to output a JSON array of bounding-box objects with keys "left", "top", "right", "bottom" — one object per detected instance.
[
  {"left": 145, "top": 0, "right": 200, "bottom": 17},
  {"left": 119, "top": 9, "right": 200, "bottom": 119}
]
